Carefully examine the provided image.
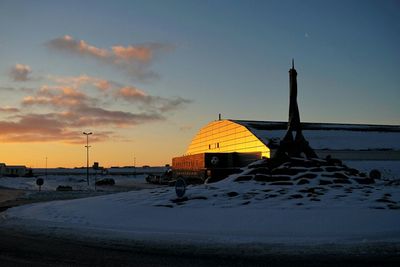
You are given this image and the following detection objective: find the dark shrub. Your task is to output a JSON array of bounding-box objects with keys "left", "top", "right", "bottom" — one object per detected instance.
[
  {"left": 369, "top": 169, "right": 381, "bottom": 180},
  {"left": 95, "top": 178, "right": 115, "bottom": 186},
  {"left": 56, "top": 185, "right": 72, "bottom": 191}
]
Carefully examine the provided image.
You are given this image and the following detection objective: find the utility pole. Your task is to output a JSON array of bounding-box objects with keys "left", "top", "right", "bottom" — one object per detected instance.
[
  {"left": 45, "top": 156, "right": 47, "bottom": 179},
  {"left": 133, "top": 153, "right": 136, "bottom": 177},
  {"left": 83, "top": 132, "right": 92, "bottom": 186}
]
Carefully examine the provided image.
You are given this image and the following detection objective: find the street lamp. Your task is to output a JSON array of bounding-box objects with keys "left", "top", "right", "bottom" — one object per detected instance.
[{"left": 83, "top": 132, "right": 92, "bottom": 186}]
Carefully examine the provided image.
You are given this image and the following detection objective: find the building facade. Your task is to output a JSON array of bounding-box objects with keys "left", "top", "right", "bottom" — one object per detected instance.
[
  {"left": 0, "top": 163, "right": 28, "bottom": 177},
  {"left": 186, "top": 120, "right": 270, "bottom": 158}
]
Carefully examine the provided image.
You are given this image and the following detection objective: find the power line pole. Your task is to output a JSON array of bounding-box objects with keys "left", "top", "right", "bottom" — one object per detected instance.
[
  {"left": 83, "top": 132, "right": 92, "bottom": 186},
  {"left": 133, "top": 153, "right": 136, "bottom": 177}
]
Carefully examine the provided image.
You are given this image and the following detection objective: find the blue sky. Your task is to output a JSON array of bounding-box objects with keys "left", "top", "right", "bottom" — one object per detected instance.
[{"left": 0, "top": 0, "right": 399, "bottom": 166}]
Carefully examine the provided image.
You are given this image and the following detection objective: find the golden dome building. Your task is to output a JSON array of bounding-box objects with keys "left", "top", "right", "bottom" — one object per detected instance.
[{"left": 172, "top": 119, "right": 400, "bottom": 183}]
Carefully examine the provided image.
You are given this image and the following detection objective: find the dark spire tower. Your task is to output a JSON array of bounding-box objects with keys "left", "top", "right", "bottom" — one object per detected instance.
[
  {"left": 275, "top": 60, "right": 318, "bottom": 159},
  {"left": 287, "top": 59, "right": 301, "bottom": 135}
]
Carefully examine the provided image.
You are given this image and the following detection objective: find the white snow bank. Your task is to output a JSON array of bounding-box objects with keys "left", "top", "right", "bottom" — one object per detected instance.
[
  {"left": 4, "top": 182, "right": 400, "bottom": 245},
  {"left": 5, "top": 200, "right": 400, "bottom": 244}
]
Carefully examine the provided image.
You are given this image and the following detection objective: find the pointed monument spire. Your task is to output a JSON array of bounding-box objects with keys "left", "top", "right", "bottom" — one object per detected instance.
[{"left": 274, "top": 61, "right": 318, "bottom": 159}]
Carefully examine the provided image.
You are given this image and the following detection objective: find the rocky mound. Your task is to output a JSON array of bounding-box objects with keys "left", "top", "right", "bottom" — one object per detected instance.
[
  {"left": 234, "top": 156, "right": 375, "bottom": 186},
  {"left": 150, "top": 156, "right": 399, "bottom": 210}
]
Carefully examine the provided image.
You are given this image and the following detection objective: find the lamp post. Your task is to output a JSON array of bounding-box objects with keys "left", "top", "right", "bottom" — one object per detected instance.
[
  {"left": 45, "top": 156, "right": 47, "bottom": 179},
  {"left": 83, "top": 132, "right": 92, "bottom": 186}
]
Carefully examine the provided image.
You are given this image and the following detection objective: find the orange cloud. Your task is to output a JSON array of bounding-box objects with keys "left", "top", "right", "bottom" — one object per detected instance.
[
  {"left": 50, "top": 74, "right": 113, "bottom": 91},
  {"left": 94, "top": 80, "right": 111, "bottom": 91},
  {"left": 9, "top": 64, "right": 32, "bottom": 81},
  {"left": 22, "top": 86, "right": 88, "bottom": 107},
  {"left": 78, "top": 39, "right": 109, "bottom": 58},
  {"left": 48, "top": 35, "right": 109, "bottom": 59},
  {"left": 46, "top": 35, "right": 172, "bottom": 80},
  {"left": 118, "top": 86, "right": 147, "bottom": 98},
  {"left": 46, "top": 75, "right": 192, "bottom": 113},
  {"left": 112, "top": 46, "right": 152, "bottom": 62}
]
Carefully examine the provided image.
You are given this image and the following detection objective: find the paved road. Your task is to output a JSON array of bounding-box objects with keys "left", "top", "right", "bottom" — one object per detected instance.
[
  {"left": 1, "top": 226, "right": 400, "bottom": 267},
  {"left": 0, "top": 227, "right": 263, "bottom": 267}
]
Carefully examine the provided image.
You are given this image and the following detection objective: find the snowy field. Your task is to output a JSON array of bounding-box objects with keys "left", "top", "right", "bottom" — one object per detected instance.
[
  {"left": 2, "top": 160, "right": 400, "bottom": 247},
  {"left": 0, "top": 172, "right": 162, "bottom": 207}
]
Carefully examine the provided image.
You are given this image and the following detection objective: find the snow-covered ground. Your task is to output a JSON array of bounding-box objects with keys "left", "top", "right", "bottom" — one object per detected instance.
[
  {"left": 0, "top": 174, "right": 150, "bottom": 191},
  {"left": 345, "top": 160, "right": 400, "bottom": 181},
  {"left": 2, "top": 160, "right": 400, "bottom": 247}
]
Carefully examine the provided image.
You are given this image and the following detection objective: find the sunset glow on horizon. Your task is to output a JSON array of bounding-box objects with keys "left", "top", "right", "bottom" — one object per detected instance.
[{"left": 0, "top": 0, "right": 399, "bottom": 168}]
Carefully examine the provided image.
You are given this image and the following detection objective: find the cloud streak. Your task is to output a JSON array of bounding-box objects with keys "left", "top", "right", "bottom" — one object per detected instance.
[
  {"left": 0, "top": 107, "right": 20, "bottom": 113},
  {"left": 0, "top": 86, "right": 35, "bottom": 93},
  {"left": 22, "top": 86, "right": 90, "bottom": 108},
  {"left": 116, "top": 86, "right": 192, "bottom": 112},
  {"left": 21, "top": 84, "right": 166, "bottom": 127},
  {"left": 0, "top": 107, "right": 163, "bottom": 143},
  {"left": 0, "top": 113, "right": 113, "bottom": 144},
  {"left": 46, "top": 35, "right": 173, "bottom": 80},
  {"left": 45, "top": 75, "right": 192, "bottom": 113}
]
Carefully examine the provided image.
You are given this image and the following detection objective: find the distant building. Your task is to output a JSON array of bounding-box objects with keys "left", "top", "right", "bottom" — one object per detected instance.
[
  {"left": 0, "top": 163, "right": 28, "bottom": 177},
  {"left": 0, "top": 163, "right": 5, "bottom": 176}
]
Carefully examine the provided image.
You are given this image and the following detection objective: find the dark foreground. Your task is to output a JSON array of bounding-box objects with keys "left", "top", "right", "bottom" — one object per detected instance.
[{"left": 0, "top": 227, "right": 399, "bottom": 267}]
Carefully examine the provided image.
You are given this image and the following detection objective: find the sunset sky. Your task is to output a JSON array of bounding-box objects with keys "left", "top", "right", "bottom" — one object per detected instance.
[{"left": 0, "top": 0, "right": 399, "bottom": 168}]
